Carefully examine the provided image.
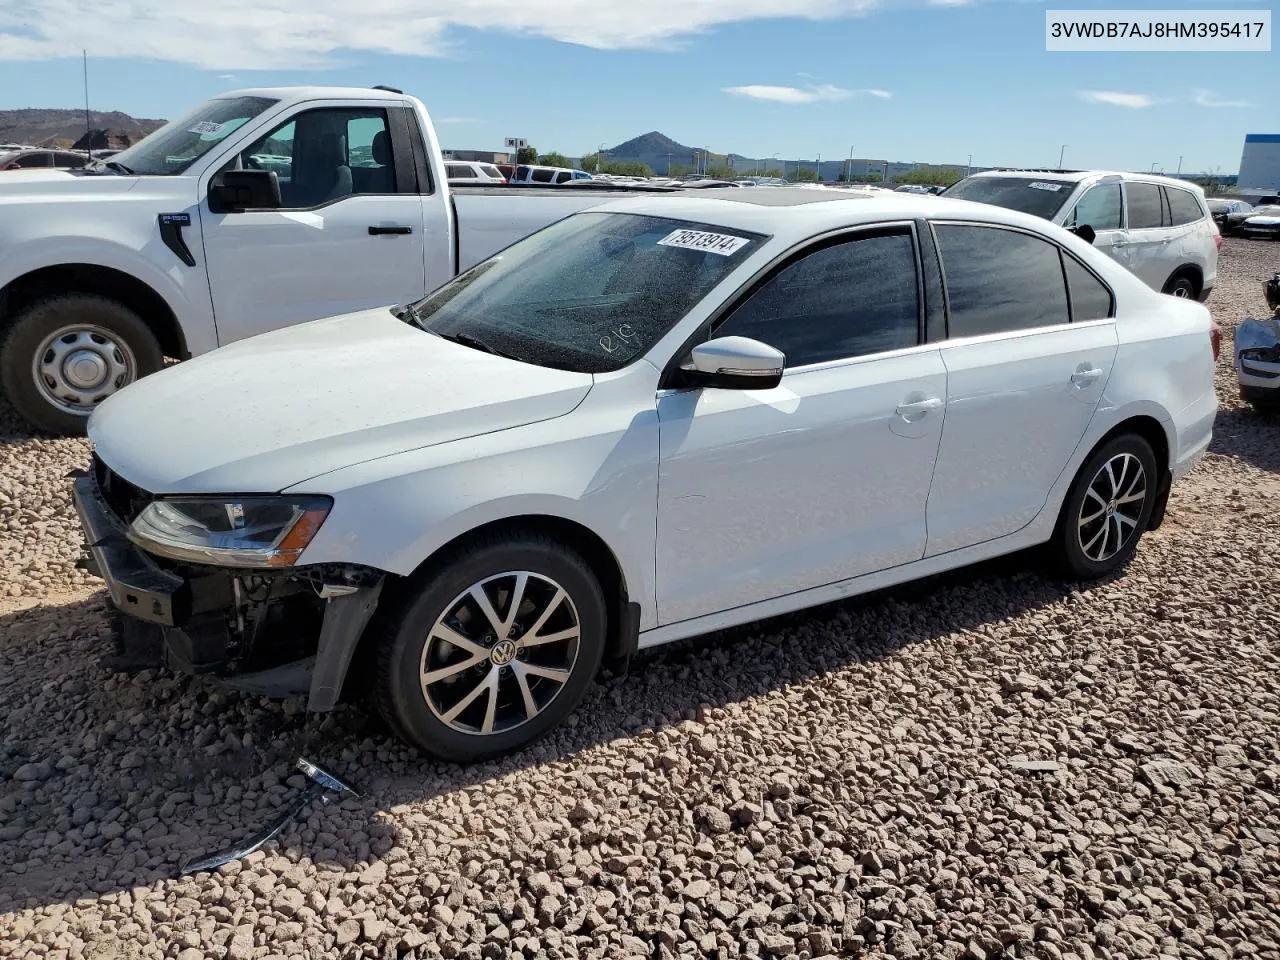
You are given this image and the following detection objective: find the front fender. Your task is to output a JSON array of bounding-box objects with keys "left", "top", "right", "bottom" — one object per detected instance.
[
  {"left": 287, "top": 408, "right": 662, "bottom": 630},
  {"left": 0, "top": 217, "right": 217, "bottom": 356}
]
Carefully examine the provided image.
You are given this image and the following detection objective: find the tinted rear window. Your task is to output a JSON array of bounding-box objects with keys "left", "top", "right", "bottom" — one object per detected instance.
[
  {"left": 1166, "top": 187, "right": 1204, "bottom": 226},
  {"left": 941, "top": 176, "right": 1075, "bottom": 220}
]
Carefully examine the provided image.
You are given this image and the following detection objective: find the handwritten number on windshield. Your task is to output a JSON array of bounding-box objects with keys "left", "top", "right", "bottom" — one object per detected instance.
[{"left": 598, "top": 323, "right": 637, "bottom": 354}]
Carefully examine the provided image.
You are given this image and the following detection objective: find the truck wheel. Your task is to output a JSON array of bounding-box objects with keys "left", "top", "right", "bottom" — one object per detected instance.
[
  {"left": 1050, "top": 434, "right": 1157, "bottom": 581},
  {"left": 0, "top": 294, "right": 163, "bottom": 436},
  {"left": 372, "top": 532, "right": 607, "bottom": 762}
]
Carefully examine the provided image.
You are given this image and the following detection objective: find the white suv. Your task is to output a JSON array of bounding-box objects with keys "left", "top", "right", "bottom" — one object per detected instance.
[{"left": 944, "top": 170, "right": 1219, "bottom": 301}]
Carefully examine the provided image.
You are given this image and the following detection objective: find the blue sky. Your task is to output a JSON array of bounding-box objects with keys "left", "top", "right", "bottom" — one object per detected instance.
[{"left": 0, "top": 0, "right": 1272, "bottom": 172}]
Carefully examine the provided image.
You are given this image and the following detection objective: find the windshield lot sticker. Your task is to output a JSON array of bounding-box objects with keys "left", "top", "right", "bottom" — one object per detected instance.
[
  {"left": 658, "top": 229, "right": 750, "bottom": 256},
  {"left": 188, "top": 121, "right": 225, "bottom": 136},
  {"left": 1028, "top": 181, "right": 1064, "bottom": 192}
]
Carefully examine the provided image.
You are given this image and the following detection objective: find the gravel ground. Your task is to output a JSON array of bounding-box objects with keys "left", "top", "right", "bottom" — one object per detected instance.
[{"left": 2, "top": 239, "right": 1278, "bottom": 959}]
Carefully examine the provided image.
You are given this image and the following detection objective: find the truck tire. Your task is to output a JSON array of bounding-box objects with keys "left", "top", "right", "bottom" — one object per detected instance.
[{"left": 0, "top": 294, "right": 164, "bottom": 436}]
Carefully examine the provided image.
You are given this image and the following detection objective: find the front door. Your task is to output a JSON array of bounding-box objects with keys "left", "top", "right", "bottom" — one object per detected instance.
[
  {"left": 656, "top": 227, "right": 946, "bottom": 625},
  {"left": 1064, "top": 181, "right": 1129, "bottom": 270},
  {"left": 199, "top": 103, "right": 433, "bottom": 346},
  {"left": 925, "top": 221, "right": 1118, "bottom": 555}
]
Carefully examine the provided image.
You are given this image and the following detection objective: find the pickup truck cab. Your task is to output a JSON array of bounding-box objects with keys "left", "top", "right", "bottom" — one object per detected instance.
[{"left": 0, "top": 86, "right": 650, "bottom": 435}]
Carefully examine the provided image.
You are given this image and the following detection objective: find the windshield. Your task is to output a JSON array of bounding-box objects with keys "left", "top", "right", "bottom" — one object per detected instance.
[
  {"left": 109, "top": 96, "right": 278, "bottom": 176},
  {"left": 942, "top": 176, "right": 1076, "bottom": 220},
  {"left": 1252, "top": 205, "right": 1280, "bottom": 217},
  {"left": 405, "top": 212, "right": 765, "bottom": 374}
]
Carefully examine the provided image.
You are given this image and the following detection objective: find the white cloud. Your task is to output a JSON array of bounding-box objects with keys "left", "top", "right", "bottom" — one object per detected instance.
[
  {"left": 724, "top": 83, "right": 892, "bottom": 104},
  {"left": 0, "top": 0, "right": 912, "bottom": 69},
  {"left": 1079, "top": 90, "right": 1155, "bottom": 109},
  {"left": 216, "top": 74, "right": 236, "bottom": 80},
  {"left": 1193, "top": 89, "right": 1250, "bottom": 108}
]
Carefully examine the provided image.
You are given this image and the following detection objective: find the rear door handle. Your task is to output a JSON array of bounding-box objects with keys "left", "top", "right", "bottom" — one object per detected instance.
[
  {"left": 895, "top": 396, "right": 944, "bottom": 420},
  {"left": 368, "top": 225, "right": 413, "bottom": 236},
  {"left": 1071, "top": 366, "right": 1104, "bottom": 386}
]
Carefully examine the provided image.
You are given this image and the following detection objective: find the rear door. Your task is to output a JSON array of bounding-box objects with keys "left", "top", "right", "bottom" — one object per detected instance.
[
  {"left": 1118, "top": 181, "right": 1174, "bottom": 290},
  {"left": 925, "top": 221, "right": 1118, "bottom": 556},
  {"left": 199, "top": 101, "right": 431, "bottom": 345}
]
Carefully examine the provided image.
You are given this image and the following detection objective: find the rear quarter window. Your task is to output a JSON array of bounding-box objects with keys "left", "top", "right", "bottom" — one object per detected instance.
[{"left": 1166, "top": 187, "right": 1205, "bottom": 226}]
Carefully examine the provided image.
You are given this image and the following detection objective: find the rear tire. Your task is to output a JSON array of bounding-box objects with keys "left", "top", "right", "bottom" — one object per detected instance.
[
  {"left": 0, "top": 294, "right": 164, "bottom": 436},
  {"left": 1050, "top": 434, "right": 1157, "bottom": 580},
  {"left": 372, "top": 532, "right": 607, "bottom": 762},
  {"left": 1162, "top": 272, "right": 1197, "bottom": 300}
]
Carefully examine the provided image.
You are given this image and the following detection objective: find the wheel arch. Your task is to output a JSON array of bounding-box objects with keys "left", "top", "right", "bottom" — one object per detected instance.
[
  {"left": 0, "top": 263, "right": 188, "bottom": 359},
  {"left": 1161, "top": 263, "right": 1203, "bottom": 298},
  {"left": 343, "top": 512, "right": 637, "bottom": 702}
]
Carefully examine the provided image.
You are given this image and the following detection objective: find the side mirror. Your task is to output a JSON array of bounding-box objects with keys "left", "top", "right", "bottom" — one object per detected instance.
[
  {"left": 209, "top": 169, "right": 281, "bottom": 213},
  {"left": 1071, "top": 224, "right": 1097, "bottom": 245},
  {"left": 682, "top": 336, "right": 785, "bottom": 390}
]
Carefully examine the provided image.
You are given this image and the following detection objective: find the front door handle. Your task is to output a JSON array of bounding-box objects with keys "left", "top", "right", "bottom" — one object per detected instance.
[
  {"left": 368, "top": 225, "right": 413, "bottom": 236},
  {"left": 1071, "top": 366, "right": 1104, "bottom": 386},
  {"left": 895, "top": 396, "right": 944, "bottom": 420}
]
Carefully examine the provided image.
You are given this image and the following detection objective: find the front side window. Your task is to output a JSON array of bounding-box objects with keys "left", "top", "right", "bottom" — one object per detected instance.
[
  {"left": 405, "top": 212, "right": 764, "bottom": 373},
  {"left": 14, "top": 152, "right": 51, "bottom": 168},
  {"left": 941, "top": 176, "right": 1074, "bottom": 220},
  {"left": 1126, "top": 182, "right": 1166, "bottom": 229},
  {"left": 111, "top": 95, "right": 277, "bottom": 176},
  {"left": 531, "top": 168, "right": 555, "bottom": 183},
  {"left": 231, "top": 108, "right": 396, "bottom": 208},
  {"left": 1066, "top": 183, "right": 1122, "bottom": 231},
  {"left": 1166, "top": 187, "right": 1204, "bottom": 226},
  {"left": 935, "top": 223, "right": 1070, "bottom": 337},
  {"left": 713, "top": 232, "right": 920, "bottom": 367},
  {"left": 54, "top": 152, "right": 87, "bottom": 168}
]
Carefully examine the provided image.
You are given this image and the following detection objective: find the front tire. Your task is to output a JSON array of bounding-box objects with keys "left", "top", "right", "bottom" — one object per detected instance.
[
  {"left": 372, "top": 533, "right": 607, "bottom": 762},
  {"left": 1051, "top": 434, "right": 1157, "bottom": 580},
  {"left": 0, "top": 294, "right": 164, "bottom": 436}
]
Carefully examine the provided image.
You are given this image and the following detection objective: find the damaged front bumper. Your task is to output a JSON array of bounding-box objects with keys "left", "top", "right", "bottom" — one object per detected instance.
[{"left": 72, "top": 474, "right": 384, "bottom": 712}]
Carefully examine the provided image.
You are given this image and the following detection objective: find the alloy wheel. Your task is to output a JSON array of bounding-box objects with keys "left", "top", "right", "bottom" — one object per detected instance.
[
  {"left": 419, "top": 571, "right": 581, "bottom": 736},
  {"left": 1077, "top": 452, "right": 1147, "bottom": 562}
]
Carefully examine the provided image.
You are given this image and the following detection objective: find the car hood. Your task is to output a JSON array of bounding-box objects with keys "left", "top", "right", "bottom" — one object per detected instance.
[
  {"left": 0, "top": 169, "right": 143, "bottom": 200},
  {"left": 1243, "top": 214, "right": 1280, "bottom": 225},
  {"left": 89, "top": 309, "right": 594, "bottom": 494}
]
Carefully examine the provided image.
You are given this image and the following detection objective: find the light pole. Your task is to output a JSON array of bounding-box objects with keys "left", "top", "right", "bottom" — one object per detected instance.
[
  {"left": 666, "top": 151, "right": 672, "bottom": 176},
  {"left": 1150, "top": 161, "right": 1158, "bottom": 173},
  {"left": 966, "top": 153, "right": 972, "bottom": 177},
  {"left": 1058, "top": 144, "right": 1067, "bottom": 168},
  {"left": 1177, "top": 155, "right": 1183, "bottom": 175},
  {"left": 846, "top": 144, "right": 854, "bottom": 183}
]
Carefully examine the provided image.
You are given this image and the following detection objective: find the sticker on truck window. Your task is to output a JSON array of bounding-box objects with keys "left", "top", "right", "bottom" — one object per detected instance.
[
  {"left": 188, "top": 121, "right": 225, "bottom": 136},
  {"left": 1027, "top": 181, "right": 1064, "bottom": 192},
  {"left": 657, "top": 229, "right": 750, "bottom": 256}
]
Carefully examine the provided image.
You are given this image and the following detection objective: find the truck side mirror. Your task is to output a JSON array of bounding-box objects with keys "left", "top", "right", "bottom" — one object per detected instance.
[{"left": 209, "top": 169, "right": 281, "bottom": 213}]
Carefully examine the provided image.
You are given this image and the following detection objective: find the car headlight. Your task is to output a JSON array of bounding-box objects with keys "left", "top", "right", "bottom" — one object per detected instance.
[{"left": 128, "top": 496, "right": 332, "bottom": 568}]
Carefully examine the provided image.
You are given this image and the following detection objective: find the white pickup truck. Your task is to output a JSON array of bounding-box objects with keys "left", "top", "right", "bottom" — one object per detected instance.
[{"left": 0, "top": 85, "right": 657, "bottom": 435}]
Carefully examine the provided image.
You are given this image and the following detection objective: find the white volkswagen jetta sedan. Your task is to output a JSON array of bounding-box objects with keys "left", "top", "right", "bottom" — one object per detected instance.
[{"left": 75, "top": 189, "right": 1218, "bottom": 761}]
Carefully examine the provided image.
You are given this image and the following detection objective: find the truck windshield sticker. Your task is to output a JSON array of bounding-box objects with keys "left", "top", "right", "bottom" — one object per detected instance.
[
  {"left": 188, "top": 120, "right": 226, "bottom": 137},
  {"left": 657, "top": 229, "right": 750, "bottom": 256},
  {"left": 1028, "top": 181, "right": 1064, "bottom": 192}
]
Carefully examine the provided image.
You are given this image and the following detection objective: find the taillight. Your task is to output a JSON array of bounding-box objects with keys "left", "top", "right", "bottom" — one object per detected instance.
[
  {"left": 1214, "top": 232, "right": 1223, "bottom": 251},
  {"left": 1209, "top": 321, "right": 1222, "bottom": 362}
]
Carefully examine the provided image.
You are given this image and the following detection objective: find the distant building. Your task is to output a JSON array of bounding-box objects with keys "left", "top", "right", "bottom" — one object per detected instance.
[{"left": 1238, "top": 134, "right": 1280, "bottom": 191}]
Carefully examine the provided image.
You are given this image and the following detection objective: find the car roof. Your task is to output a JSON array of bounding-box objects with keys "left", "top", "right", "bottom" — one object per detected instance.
[
  {"left": 215, "top": 86, "right": 413, "bottom": 102},
  {"left": 965, "top": 168, "right": 1206, "bottom": 192},
  {"left": 589, "top": 188, "right": 1076, "bottom": 243}
]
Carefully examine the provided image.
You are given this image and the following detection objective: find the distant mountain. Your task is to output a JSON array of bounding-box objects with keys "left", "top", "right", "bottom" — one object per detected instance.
[
  {"left": 0, "top": 108, "right": 165, "bottom": 149},
  {"left": 604, "top": 131, "right": 725, "bottom": 174}
]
